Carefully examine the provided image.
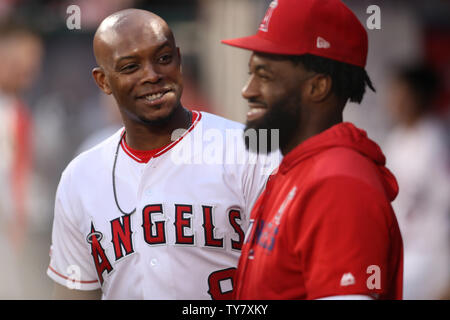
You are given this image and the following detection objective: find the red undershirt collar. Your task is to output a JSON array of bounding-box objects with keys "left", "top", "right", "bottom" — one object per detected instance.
[{"left": 120, "top": 110, "right": 200, "bottom": 163}]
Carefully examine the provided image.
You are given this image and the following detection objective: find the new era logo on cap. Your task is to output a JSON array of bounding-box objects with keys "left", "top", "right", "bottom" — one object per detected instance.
[{"left": 316, "top": 36, "right": 330, "bottom": 49}]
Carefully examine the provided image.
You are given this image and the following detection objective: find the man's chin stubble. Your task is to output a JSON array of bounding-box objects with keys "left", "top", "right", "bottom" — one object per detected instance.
[
  {"left": 243, "top": 104, "right": 300, "bottom": 154},
  {"left": 137, "top": 104, "right": 180, "bottom": 127}
]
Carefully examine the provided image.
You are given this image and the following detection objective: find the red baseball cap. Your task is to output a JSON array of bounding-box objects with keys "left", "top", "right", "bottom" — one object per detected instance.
[{"left": 221, "top": 0, "right": 368, "bottom": 68}]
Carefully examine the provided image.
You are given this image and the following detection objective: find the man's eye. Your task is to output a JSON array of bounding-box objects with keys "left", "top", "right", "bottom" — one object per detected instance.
[
  {"left": 158, "top": 54, "right": 172, "bottom": 64},
  {"left": 257, "top": 73, "right": 270, "bottom": 80},
  {"left": 248, "top": 70, "right": 269, "bottom": 80},
  {"left": 120, "top": 64, "right": 138, "bottom": 72}
]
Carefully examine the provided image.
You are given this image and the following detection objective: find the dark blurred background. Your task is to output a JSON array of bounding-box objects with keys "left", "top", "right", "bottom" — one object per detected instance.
[{"left": 0, "top": 0, "right": 448, "bottom": 299}]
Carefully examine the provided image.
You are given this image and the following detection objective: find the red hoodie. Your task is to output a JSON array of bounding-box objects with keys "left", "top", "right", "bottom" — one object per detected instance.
[{"left": 234, "top": 122, "right": 403, "bottom": 300}]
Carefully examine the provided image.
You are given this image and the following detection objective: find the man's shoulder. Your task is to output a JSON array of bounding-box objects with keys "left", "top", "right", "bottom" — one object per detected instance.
[
  {"left": 313, "top": 147, "right": 377, "bottom": 179},
  {"left": 292, "top": 146, "right": 384, "bottom": 196},
  {"left": 198, "top": 111, "right": 245, "bottom": 131}
]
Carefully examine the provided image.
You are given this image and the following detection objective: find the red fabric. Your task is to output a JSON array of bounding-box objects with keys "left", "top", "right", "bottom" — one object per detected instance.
[
  {"left": 234, "top": 122, "right": 403, "bottom": 300},
  {"left": 121, "top": 135, "right": 167, "bottom": 163}
]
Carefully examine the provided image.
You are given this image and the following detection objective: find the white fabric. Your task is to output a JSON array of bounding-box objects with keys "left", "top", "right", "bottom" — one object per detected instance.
[
  {"left": 47, "top": 111, "right": 281, "bottom": 299},
  {"left": 384, "top": 117, "right": 450, "bottom": 300}
]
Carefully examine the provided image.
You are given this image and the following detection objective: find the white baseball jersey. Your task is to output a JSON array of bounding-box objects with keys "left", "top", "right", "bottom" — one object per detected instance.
[{"left": 47, "top": 111, "right": 281, "bottom": 299}]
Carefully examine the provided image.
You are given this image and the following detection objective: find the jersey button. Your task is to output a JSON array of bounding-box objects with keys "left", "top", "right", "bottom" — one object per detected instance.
[{"left": 149, "top": 258, "right": 158, "bottom": 267}]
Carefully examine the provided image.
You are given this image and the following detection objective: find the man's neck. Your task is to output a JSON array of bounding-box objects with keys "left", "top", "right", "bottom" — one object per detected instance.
[
  {"left": 281, "top": 112, "right": 343, "bottom": 156},
  {"left": 123, "top": 106, "right": 191, "bottom": 151}
]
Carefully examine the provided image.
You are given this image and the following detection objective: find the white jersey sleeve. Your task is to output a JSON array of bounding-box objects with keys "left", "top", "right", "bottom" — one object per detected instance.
[
  {"left": 241, "top": 150, "right": 280, "bottom": 215},
  {"left": 47, "top": 167, "right": 101, "bottom": 291}
]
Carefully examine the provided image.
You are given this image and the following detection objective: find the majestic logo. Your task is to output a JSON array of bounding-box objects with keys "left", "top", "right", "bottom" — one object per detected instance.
[
  {"left": 340, "top": 272, "right": 356, "bottom": 286},
  {"left": 259, "top": 0, "right": 278, "bottom": 32}
]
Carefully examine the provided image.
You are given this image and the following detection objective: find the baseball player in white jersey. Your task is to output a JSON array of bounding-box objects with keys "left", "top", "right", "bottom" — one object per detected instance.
[{"left": 47, "top": 9, "right": 280, "bottom": 299}]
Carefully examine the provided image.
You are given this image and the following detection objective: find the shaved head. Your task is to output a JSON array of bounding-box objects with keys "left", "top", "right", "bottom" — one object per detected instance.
[
  {"left": 91, "top": 8, "right": 184, "bottom": 132},
  {"left": 93, "top": 9, "right": 175, "bottom": 69}
]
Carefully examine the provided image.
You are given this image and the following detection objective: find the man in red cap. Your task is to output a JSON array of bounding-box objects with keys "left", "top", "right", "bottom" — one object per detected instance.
[{"left": 222, "top": 0, "right": 403, "bottom": 300}]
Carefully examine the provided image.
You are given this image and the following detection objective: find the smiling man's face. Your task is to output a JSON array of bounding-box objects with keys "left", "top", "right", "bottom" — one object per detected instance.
[
  {"left": 242, "top": 52, "right": 311, "bottom": 152},
  {"left": 93, "top": 13, "right": 183, "bottom": 126}
]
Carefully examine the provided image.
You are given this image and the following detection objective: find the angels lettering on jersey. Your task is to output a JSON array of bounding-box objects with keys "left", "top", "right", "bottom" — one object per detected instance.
[{"left": 86, "top": 203, "right": 244, "bottom": 293}]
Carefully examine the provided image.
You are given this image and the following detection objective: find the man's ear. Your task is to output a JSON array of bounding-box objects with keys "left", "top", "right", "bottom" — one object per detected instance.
[
  {"left": 176, "top": 47, "right": 182, "bottom": 73},
  {"left": 307, "top": 74, "right": 333, "bottom": 102},
  {"left": 92, "top": 67, "right": 112, "bottom": 95}
]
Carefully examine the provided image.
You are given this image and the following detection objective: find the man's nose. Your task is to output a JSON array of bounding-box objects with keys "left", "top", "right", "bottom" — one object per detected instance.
[
  {"left": 140, "top": 63, "right": 162, "bottom": 84},
  {"left": 242, "top": 75, "right": 259, "bottom": 100}
]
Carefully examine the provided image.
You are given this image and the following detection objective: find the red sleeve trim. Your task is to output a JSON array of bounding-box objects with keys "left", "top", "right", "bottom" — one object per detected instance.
[{"left": 47, "top": 265, "right": 99, "bottom": 284}]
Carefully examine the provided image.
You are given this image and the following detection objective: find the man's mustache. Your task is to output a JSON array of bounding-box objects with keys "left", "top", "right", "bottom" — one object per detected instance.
[{"left": 247, "top": 98, "right": 268, "bottom": 107}]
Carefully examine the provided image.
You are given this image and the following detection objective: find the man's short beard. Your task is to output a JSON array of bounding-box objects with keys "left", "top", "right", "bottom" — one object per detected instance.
[
  {"left": 136, "top": 103, "right": 180, "bottom": 127},
  {"left": 243, "top": 95, "right": 301, "bottom": 154}
]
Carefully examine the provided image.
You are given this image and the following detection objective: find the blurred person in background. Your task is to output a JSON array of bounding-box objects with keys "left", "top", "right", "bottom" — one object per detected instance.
[
  {"left": 384, "top": 64, "right": 450, "bottom": 300},
  {"left": 0, "top": 21, "right": 44, "bottom": 298},
  {"left": 75, "top": 93, "right": 122, "bottom": 155}
]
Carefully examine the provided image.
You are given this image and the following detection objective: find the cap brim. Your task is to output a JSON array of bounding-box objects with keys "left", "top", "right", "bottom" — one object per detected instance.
[{"left": 221, "top": 34, "right": 304, "bottom": 56}]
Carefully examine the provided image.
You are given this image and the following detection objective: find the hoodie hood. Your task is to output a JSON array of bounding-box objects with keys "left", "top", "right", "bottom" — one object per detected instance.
[{"left": 280, "top": 122, "right": 399, "bottom": 201}]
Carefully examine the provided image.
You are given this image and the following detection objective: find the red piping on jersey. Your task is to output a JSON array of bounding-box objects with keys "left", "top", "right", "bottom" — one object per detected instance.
[
  {"left": 47, "top": 265, "right": 99, "bottom": 284},
  {"left": 121, "top": 137, "right": 165, "bottom": 163},
  {"left": 120, "top": 110, "right": 201, "bottom": 163}
]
